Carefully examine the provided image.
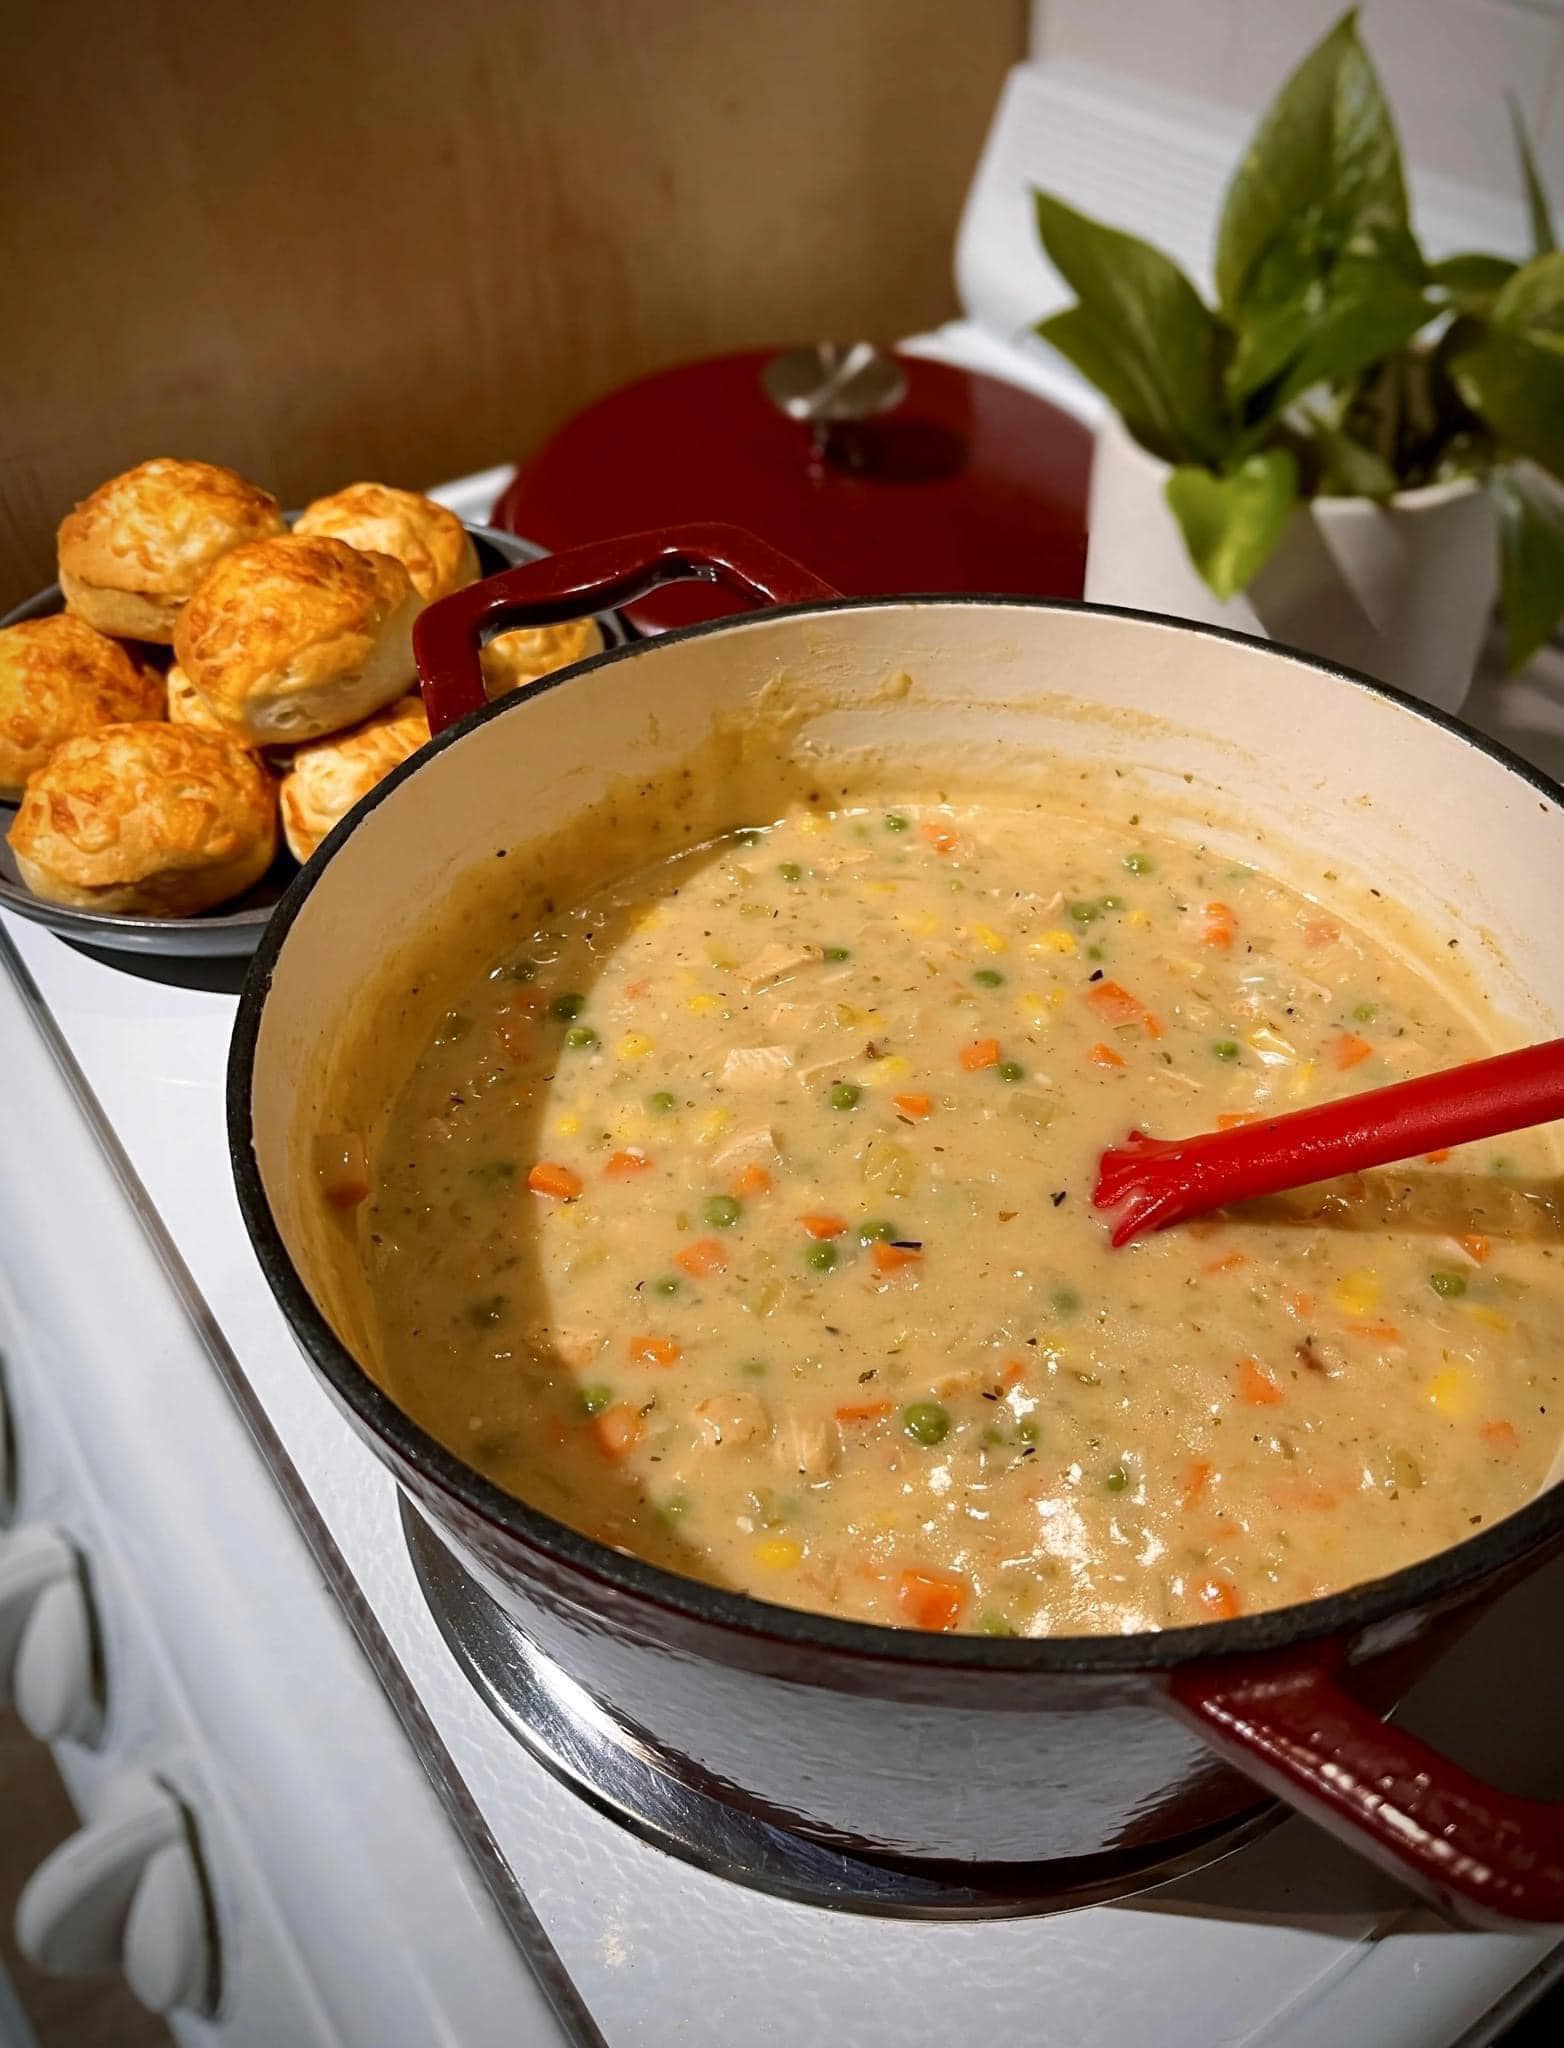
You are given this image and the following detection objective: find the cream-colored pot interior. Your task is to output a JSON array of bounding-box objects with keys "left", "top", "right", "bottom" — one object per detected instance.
[{"left": 246, "top": 600, "right": 1564, "bottom": 1499}]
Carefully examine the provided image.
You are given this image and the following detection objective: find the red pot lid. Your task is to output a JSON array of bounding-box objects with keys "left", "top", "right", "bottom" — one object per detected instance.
[{"left": 493, "top": 348, "right": 1092, "bottom": 633}]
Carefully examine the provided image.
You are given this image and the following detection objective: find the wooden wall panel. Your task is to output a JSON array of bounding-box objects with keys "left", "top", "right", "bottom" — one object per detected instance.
[{"left": 0, "top": 0, "right": 1024, "bottom": 607}]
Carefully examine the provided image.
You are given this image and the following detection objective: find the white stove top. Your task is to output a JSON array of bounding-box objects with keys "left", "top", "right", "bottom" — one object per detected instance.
[{"left": 0, "top": 461, "right": 1560, "bottom": 2045}]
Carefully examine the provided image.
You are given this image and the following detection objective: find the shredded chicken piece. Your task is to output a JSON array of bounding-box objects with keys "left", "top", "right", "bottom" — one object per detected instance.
[
  {"left": 774, "top": 1412, "right": 839, "bottom": 1479},
  {"left": 804, "top": 842, "right": 872, "bottom": 873},
  {"left": 690, "top": 1392, "right": 771, "bottom": 1451},
  {"left": 718, "top": 1045, "right": 793, "bottom": 1089},
  {"left": 792, "top": 1034, "right": 864, "bottom": 1083},
  {"left": 531, "top": 1323, "right": 603, "bottom": 1368},
  {"left": 737, "top": 940, "right": 823, "bottom": 994},
  {"left": 710, "top": 1123, "right": 782, "bottom": 1176}
]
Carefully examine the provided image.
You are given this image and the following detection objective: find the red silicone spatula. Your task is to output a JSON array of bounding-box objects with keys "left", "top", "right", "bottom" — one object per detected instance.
[{"left": 1093, "top": 1036, "right": 1564, "bottom": 1247}]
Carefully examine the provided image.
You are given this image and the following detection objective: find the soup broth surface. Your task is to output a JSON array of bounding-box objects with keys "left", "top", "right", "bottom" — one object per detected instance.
[{"left": 360, "top": 800, "right": 1561, "bottom": 1636}]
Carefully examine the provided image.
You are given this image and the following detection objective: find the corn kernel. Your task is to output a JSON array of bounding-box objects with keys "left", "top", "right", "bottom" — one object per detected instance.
[
  {"left": 795, "top": 812, "right": 825, "bottom": 836},
  {"left": 695, "top": 1107, "right": 731, "bottom": 1145},
  {"left": 553, "top": 1113, "right": 581, "bottom": 1137},
  {"left": 754, "top": 1537, "right": 802, "bottom": 1570},
  {"left": 864, "top": 880, "right": 898, "bottom": 896},
  {"left": 1425, "top": 1369, "right": 1473, "bottom": 1417},
  {"left": 898, "top": 910, "right": 940, "bottom": 937},
  {"left": 1124, "top": 908, "right": 1150, "bottom": 929},
  {"left": 1466, "top": 1306, "right": 1512, "bottom": 1332},
  {"left": 972, "top": 923, "right": 1008, "bottom": 954},
  {"left": 1332, "top": 1270, "right": 1380, "bottom": 1317},
  {"left": 687, "top": 994, "right": 721, "bottom": 1016},
  {"left": 1019, "top": 989, "right": 1051, "bottom": 1020},
  {"left": 877, "top": 1054, "right": 910, "bottom": 1080},
  {"left": 1289, "top": 1061, "right": 1317, "bottom": 1099},
  {"left": 1049, "top": 988, "right": 1067, "bottom": 1009},
  {"left": 1030, "top": 929, "right": 1077, "bottom": 956},
  {"left": 618, "top": 1032, "right": 654, "bottom": 1061},
  {"left": 835, "top": 1003, "right": 864, "bottom": 1027}
]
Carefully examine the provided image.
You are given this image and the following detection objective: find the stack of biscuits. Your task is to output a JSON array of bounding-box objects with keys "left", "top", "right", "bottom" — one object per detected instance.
[{"left": 1, "top": 460, "right": 601, "bottom": 917}]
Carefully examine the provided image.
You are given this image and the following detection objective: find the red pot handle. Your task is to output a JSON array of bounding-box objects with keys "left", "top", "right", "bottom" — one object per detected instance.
[
  {"left": 1170, "top": 1649, "right": 1564, "bottom": 1925},
  {"left": 415, "top": 521, "right": 841, "bottom": 736}
]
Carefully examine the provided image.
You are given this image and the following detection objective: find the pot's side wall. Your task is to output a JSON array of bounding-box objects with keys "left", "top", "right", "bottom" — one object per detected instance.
[{"left": 1084, "top": 411, "right": 1498, "bottom": 713}]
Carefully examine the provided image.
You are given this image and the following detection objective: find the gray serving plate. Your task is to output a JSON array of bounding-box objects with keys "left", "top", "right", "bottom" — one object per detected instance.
[{"left": 0, "top": 524, "right": 624, "bottom": 958}]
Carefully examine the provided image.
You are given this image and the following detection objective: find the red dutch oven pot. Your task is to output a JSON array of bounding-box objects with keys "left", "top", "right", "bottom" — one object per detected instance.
[{"left": 230, "top": 524, "right": 1564, "bottom": 1923}]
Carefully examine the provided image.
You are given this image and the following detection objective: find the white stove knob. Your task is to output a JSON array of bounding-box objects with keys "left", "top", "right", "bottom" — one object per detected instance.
[
  {"left": 15, "top": 1771, "right": 216, "bottom": 2016},
  {"left": 0, "top": 1524, "right": 74, "bottom": 1686},
  {"left": 14, "top": 1572, "right": 102, "bottom": 1745}
]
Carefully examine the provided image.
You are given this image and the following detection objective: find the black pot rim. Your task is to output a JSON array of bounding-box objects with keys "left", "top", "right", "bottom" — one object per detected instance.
[{"left": 227, "top": 591, "right": 1564, "bottom": 1676}]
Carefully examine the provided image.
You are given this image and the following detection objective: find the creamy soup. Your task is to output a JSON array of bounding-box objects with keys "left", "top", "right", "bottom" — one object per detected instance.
[{"left": 357, "top": 801, "right": 1561, "bottom": 1636}]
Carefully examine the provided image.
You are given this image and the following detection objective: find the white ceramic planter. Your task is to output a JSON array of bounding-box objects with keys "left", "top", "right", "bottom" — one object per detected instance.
[{"left": 1085, "top": 410, "right": 1498, "bottom": 714}]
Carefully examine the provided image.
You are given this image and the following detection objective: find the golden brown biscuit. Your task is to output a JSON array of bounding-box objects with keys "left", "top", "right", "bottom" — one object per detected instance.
[
  {"left": 57, "top": 459, "right": 284, "bottom": 642},
  {"left": 294, "top": 483, "right": 478, "bottom": 603},
  {"left": 278, "top": 694, "right": 430, "bottom": 863},
  {"left": 0, "top": 614, "right": 165, "bottom": 799},
  {"left": 164, "top": 661, "right": 232, "bottom": 736},
  {"left": 174, "top": 534, "right": 421, "bottom": 746},
  {"left": 479, "top": 617, "right": 603, "bottom": 699},
  {"left": 8, "top": 722, "right": 278, "bottom": 917}
]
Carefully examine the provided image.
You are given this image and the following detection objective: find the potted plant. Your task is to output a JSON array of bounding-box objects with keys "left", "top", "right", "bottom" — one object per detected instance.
[{"left": 1034, "top": 9, "right": 1562, "bottom": 711}]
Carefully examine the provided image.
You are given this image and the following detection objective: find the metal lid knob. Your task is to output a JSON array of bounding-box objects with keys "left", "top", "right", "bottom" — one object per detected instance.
[{"left": 762, "top": 343, "right": 908, "bottom": 428}]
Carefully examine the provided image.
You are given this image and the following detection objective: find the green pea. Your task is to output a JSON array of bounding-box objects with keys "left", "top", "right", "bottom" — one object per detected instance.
[
  {"left": 467, "top": 1295, "right": 508, "bottom": 1328},
  {"left": 1122, "top": 852, "right": 1152, "bottom": 875},
  {"left": 1051, "top": 1286, "right": 1081, "bottom": 1315},
  {"left": 829, "top": 1081, "right": 862, "bottom": 1111},
  {"left": 778, "top": 862, "right": 802, "bottom": 883},
  {"left": 823, "top": 945, "right": 851, "bottom": 963},
  {"left": 1429, "top": 1269, "right": 1468, "bottom": 1298},
  {"left": 647, "top": 1090, "right": 678, "bottom": 1113},
  {"left": 1212, "top": 1040, "right": 1240, "bottom": 1062},
  {"left": 1086, "top": 944, "right": 1104, "bottom": 961},
  {"left": 1100, "top": 895, "right": 1124, "bottom": 912},
  {"left": 564, "top": 1025, "right": 599, "bottom": 1050},
  {"left": 997, "top": 1060, "right": 1025, "bottom": 1082},
  {"left": 858, "top": 1217, "right": 897, "bottom": 1244},
  {"left": 578, "top": 1383, "right": 613, "bottom": 1416},
  {"left": 980, "top": 1425, "right": 1006, "bottom": 1447},
  {"left": 652, "top": 1274, "right": 681, "bottom": 1297},
  {"left": 805, "top": 1242, "right": 838, "bottom": 1273},
  {"left": 979, "top": 1613, "right": 1016, "bottom": 1636},
  {"left": 658, "top": 1494, "right": 690, "bottom": 1522},
  {"left": 973, "top": 967, "right": 1004, "bottom": 987},
  {"left": 1069, "top": 900, "right": 1099, "bottom": 924},
  {"left": 903, "top": 1401, "right": 950, "bottom": 1446},
  {"left": 703, "top": 1194, "right": 742, "bottom": 1229},
  {"left": 551, "top": 992, "right": 586, "bottom": 1021},
  {"left": 884, "top": 813, "right": 910, "bottom": 832},
  {"left": 1017, "top": 1418, "right": 1040, "bottom": 1444},
  {"left": 1352, "top": 1002, "right": 1378, "bottom": 1024},
  {"left": 739, "top": 1359, "right": 768, "bottom": 1377},
  {"left": 1104, "top": 1464, "right": 1129, "bottom": 1493}
]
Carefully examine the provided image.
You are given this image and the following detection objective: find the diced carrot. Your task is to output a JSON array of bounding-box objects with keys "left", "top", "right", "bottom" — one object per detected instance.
[
  {"left": 604, "top": 1149, "right": 653, "bottom": 1179},
  {"left": 872, "top": 1242, "right": 923, "bottom": 1277},
  {"left": 733, "top": 1163, "right": 774, "bottom": 1197},
  {"left": 1288, "top": 1290, "right": 1315, "bottom": 1319},
  {"left": 1202, "top": 902, "right": 1237, "bottom": 949},
  {"left": 1086, "top": 979, "right": 1145, "bottom": 1024},
  {"left": 1001, "top": 1359, "right": 1027, "bottom": 1388},
  {"left": 1088, "top": 1041, "right": 1127, "bottom": 1072},
  {"left": 1459, "top": 1233, "right": 1491, "bottom": 1264},
  {"left": 1271, "top": 1481, "right": 1339, "bottom": 1511},
  {"left": 1348, "top": 1321, "right": 1403, "bottom": 1344},
  {"left": 960, "top": 1038, "right": 1001, "bottom": 1072},
  {"left": 1218, "top": 1111, "right": 1262, "bottom": 1130},
  {"left": 628, "top": 1334, "right": 681, "bottom": 1368},
  {"left": 896, "top": 1567, "right": 969, "bottom": 1632},
  {"left": 1203, "top": 1251, "right": 1249, "bottom": 1276},
  {"left": 624, "top": 977, "right": 652, "bottom": 998},
  {"left": 1181, "top": 1459, "right": 1212, "bottom": 1509},
  {"left": 919, "top": 822, "right": 958, "bottom": 854},
  {"left": 1332, "top": 1032, "right": 1373, "bottom": 1070},
  {"left": 893, "top": 1092, "right": 933, "bottom": 1119},
  {"left": 1197, "top": 1577, "right": 1243, "bottom": 1620},
  {"left": 1238, "top": 1358, "right": 1283, "bottom": 1406},
  {"left": 1423, "top": 1148, "right": 1451, "bottom": 1165},
  {"left": 835, "top": 1400, "right": 894, "bottom": 1424},
  {"left": 528, "top": 1161, "right": 583, "bottom": 1201},
  {"left": 800, "top": 1213, "right": 847, "bottom": 1239},
  {"left": 592, "top": 1403, "right": 644, "bottom": 1461},
  {"left": 315, "top": 1133, "right": 371, "bottom": 1209},
  {"left": 1480, "top": 1419, "right": 1519, "bottom": 1452},
  {"left": 674, "top": 1237, "right": 727, "bottom": 1278},
  {"left": 1302, "top": 918, "right": 1340, "bottom": 947}
]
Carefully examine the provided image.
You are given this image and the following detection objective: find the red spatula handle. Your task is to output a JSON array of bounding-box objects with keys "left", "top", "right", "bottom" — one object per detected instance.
[{"left": 1094, "top": 1036, "right": 1564, "bottom": 1246}]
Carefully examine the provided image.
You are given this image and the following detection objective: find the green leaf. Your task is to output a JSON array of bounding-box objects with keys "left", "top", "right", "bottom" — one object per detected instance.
[
  {"left": 1165, "top": 449, "right": 1300, "bottom": 600},
  {"left": 1450, "top": 252, "right": 1564, "bottom": 477},
  {"left": 1308, "top": 413, "right": 1399, "bottom": 498},
  {"left": 1508, "top": 93, "right": 1556, "bottom": 259},
  {"left": 1216, "top": 10, "right": 1409, "bottom": 317},
  {"left": 1033, "top": 191, "right": 1230, "bottom": 467},
  {"left": 1431, "top": 252, "right": 1518, "bottom": 313},
  {"left": 1230, "top": 233, "right": 1429, "bottom": 407},
  {"left": 1493, "top": 469, "right": 1564, "bottom": 669}
]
